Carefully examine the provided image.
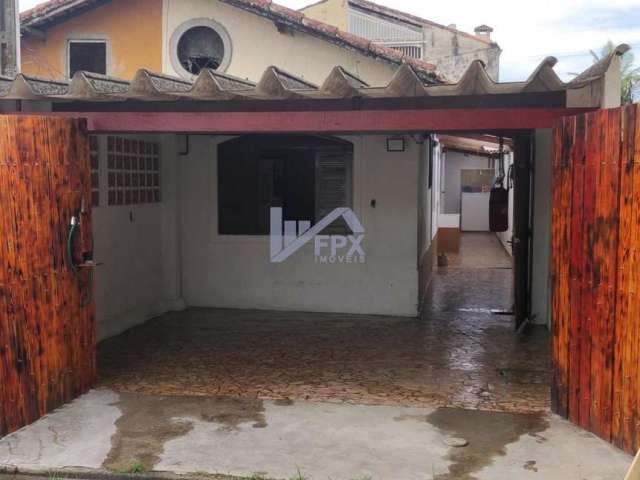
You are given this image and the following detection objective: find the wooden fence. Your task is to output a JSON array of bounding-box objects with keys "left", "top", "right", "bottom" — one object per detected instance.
[
  {"left": 0, "top": 116, "right": 96, "bottom": 437},
  {"left": 552, "top": 104, "right": 640, "bottom": 453}
]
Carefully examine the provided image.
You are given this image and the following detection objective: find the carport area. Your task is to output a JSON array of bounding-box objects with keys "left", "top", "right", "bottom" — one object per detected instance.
[{"left": 97, "top": 234, "right": 548, "bottom": 414}]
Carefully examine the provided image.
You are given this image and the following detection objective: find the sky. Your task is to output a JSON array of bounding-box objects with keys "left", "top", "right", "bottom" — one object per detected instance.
[{"left": 18, "top": 0, "right": 640, "bottom": 81}]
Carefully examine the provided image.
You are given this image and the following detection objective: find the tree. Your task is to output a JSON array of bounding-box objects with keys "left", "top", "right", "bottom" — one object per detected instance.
[{"left": 590, "top": 40, "right": 639, "bottom": 104}]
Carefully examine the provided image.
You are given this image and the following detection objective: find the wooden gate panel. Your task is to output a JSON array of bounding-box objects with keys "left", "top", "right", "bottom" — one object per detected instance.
[
  {"left": 0, "top": 116, "right": 95, "bottom": 438},
  {"left": 568, "top": 114, "right": 585, "bottom": 426},
  {"left": 612, "top": 105, "right": 638, "bottom": 451},
  {"left": 552, "top": 105, "right": 640, "bottom": 453}
]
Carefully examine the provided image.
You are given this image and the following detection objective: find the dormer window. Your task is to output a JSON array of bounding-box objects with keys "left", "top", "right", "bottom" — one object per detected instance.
[{"left": 170, "top": 19, "right": 232, "bottom": 79}]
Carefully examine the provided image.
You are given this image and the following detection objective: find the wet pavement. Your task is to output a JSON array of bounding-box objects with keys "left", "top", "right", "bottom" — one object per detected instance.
[
  {"left": 0, "top": 390, "right": 631, "bottom": 480},
  {"left": 98, "top": 233, "right": 550, "bottom": 413}
]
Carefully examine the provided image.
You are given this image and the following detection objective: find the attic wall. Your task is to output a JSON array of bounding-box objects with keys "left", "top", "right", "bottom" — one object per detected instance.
[
  {"left": 301, "top": 0, "right": 349, "bottom": 32},
  {"left": 21, "top": 0, "right": 162, "bottom": 79}
]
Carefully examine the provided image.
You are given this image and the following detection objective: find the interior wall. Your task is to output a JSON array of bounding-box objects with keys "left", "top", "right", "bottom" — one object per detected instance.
[
  {"left": 442, "top": 150, "right": 492, "bottom": 214},
  {"left": 530, "top": 129, "right": 552, "bottom": 327},
  {"left": 179, "top": 134, "right": 420, "bottom": 317},
  {"left": 93, "top": 135, "right": 182, "bottom": 341}
]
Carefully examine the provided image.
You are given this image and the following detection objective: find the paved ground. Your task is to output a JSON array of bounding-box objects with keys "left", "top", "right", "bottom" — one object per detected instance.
[
  {"left": 0, "top": 390, "right": 631, "bottom": 480},
  {"left": 443, "top": 232, "right": 513, "bottom": 270},
  {"left": 98, "top": 234, "right": 549, "bottom": 413}
]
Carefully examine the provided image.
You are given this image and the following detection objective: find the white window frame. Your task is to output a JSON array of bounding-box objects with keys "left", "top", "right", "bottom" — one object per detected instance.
[{"left": 66, "top": 38, "right": 109, "bottom": 80}]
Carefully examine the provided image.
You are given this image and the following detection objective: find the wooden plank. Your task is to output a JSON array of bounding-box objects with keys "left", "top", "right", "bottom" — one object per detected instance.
[
  {"left": 550, "top": 122, "right": 563, "bottom": 414},
  {"left": 613, "top": 105, "right": 638, "bottom": 450},
  {"left": 631, "top": 104, "right": 640, "bottom": 453},
  {"left": 589, "top": 109, "right": 609, "bottom": 439},
  {"left": 568, "top": 114, "right": 586, "bottom": 424},
  {"left": 595, "top": 108, "right": 621, "bottom": 441},
  {"left": 576, "top": 111, "right": 600, "bottom": 428},
  {"left": 551, "top": 117, "right": 573, "bottom": 417}
]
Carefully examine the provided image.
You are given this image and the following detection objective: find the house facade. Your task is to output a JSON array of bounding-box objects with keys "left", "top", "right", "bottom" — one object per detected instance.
[
  {"left": 20, "top": 0, "right": 439, "bottom": 85},
  {"left": 301, "top": 0, "right": 501, "bottom": 80},
  {"left": 0, "top": 0, "right": 633, "bottom": 454}
]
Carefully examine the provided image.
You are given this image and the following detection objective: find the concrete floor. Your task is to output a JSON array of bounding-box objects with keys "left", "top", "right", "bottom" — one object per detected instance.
[{"left": 0, "top": 390, "right": 632, "bottom": 480}]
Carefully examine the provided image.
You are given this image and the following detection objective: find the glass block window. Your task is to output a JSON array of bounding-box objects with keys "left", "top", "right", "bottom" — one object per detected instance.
[
  {"left": 107, "top": 136, "right": 161, "bottom": 206},
  {"left": 89, "top": 135, "right": 100, "bottom": 207}
]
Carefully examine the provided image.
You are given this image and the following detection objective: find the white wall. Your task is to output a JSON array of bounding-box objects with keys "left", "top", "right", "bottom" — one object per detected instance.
[
  {"left": 531, "top": 129, "right": 552, "bottom": 327},
  {"left": 93, "top": 135, "right": 183, "bottom": 341},
  {"left": 179, "top": 134, "right": 420, "bottom": 317},
  {"left": 442, "top": 150, "right": 493, "bottom": 214}
]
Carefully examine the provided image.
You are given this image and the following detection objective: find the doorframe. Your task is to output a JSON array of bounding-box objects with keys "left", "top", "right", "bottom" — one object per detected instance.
[{"left": 512, "top": 131, "right": 534, "bottom": 331}]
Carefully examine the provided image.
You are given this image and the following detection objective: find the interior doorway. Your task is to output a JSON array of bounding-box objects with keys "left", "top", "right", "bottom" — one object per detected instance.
[
  {"left": 427, "top": 132, "right": 535, "bottom": 329},
  {"left": 416, "top": 131, "right": 549, "bottom": 411}
]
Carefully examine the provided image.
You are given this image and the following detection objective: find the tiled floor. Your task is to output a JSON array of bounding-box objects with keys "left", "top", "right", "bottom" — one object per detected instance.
[{"left": 98, "top": 233, "right": 550, "bottom": 413}]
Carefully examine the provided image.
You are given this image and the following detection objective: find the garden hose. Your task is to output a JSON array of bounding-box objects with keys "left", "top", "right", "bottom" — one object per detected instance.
[
  {"left": 67, "top": 213, "right": 94, "bottom": 307},
  {"left": 67, "top": 215, "right": 79, "bottom": 274}
]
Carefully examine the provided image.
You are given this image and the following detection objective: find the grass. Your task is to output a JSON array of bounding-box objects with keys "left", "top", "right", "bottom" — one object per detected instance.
[{"left": 127, "top": 461, "right": 148, "bottom": 474}]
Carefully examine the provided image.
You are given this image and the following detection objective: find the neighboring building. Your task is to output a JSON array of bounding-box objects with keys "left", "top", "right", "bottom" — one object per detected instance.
[
  {"left": 18, "top": 0, "right": 440, "bottom": 86},
  {"left": 301, "top": 0, "right": 501, "bottom": 80}
]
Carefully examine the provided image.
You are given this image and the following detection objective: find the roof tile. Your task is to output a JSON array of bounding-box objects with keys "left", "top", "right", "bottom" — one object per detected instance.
[{"left": 269, "top": 2, "right": 305, "bottom": 22}]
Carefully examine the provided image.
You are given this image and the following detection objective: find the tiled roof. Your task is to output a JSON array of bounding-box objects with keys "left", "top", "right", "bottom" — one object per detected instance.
[
  {"left": 20, "top": 0, "right": 443, "bottom": 84},
  {"left": 21, "top": 0, "right": 104, "bottom": 26},
  {"left": 0, "top": 46, "right": 628, "bottom": 109}
]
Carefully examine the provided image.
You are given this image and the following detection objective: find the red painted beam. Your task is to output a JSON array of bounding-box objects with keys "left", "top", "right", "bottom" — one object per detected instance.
[{"left": 15, "top": 108, "right": 593, "bottom": 133}]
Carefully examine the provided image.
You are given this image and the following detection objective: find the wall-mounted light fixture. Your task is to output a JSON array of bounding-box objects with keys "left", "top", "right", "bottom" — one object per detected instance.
[{"left": 386, "top": 137, "right": 405, "bottom": 152}]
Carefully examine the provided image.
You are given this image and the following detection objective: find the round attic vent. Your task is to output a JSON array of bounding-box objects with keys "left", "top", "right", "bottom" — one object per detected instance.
[{"left": 170, "top": 18, "right": 232, "bottom": 78}]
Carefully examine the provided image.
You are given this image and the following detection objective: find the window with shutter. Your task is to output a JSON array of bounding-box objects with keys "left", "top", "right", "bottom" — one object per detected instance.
[
  {"left": 316, "top": 150, "right": 353, "bottom": 234},
  {"left": 218, "top": 135, "right": 353, "bottom": 235}
]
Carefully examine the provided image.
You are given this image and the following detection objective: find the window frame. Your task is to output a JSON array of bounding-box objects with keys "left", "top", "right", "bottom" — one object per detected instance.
[
  {"left": 66, "top": 38, "right": 109, "bottom": 79},
  {"left": 169, "top": 18, "right": 233, "bottom": 79},
  {"left": 216, "top": 135, "right": 354, "bottom": 237}
]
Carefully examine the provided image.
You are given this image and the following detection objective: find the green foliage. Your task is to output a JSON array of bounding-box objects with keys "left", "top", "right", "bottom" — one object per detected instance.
[{"left": 590, "top": 40, "right": 640, "bottom": 104}]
